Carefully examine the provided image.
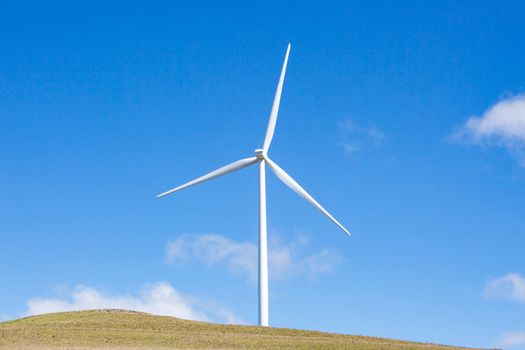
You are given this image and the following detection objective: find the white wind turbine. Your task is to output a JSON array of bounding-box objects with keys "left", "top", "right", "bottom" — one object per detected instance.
[{"left": 157, "top": 43, "right": 350, "bottom": 327}]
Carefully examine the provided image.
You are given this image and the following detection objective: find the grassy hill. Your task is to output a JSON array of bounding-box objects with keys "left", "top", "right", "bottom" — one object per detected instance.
[{"left": 0, "top": 309, "right": 477, "bottom": 350}]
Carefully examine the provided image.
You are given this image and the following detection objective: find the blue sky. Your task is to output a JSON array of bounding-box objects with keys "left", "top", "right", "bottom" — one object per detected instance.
[{"left": 1, "top": 1, "right": 525, "bottom": 348}]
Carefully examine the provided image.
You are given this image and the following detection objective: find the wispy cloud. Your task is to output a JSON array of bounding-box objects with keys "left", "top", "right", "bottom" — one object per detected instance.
[
  {"left": 166, "top": 234, "right": 342, "bottom": 283},
  {"left": 485, "top": 273, "right": 525, "bottom": 302},
  {"left": 486, "top": 274, "right": 525, "bottom": 349},
  {"left": 496, "top": 331, "right": 525, "bottom": 348},
  {"left": 450, "top": 94, "right": 525, "bottom": 166},
  {"left": 338, "top": 118, "right": 384, "bottom": 155},
  {"left": 25, "top": 282, "right": 242, "bottom": 324}
]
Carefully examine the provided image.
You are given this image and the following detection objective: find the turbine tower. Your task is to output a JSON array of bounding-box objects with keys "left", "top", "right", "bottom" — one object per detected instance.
[{"left": 157, "top": 43, "right": 350, "bottom": 327}]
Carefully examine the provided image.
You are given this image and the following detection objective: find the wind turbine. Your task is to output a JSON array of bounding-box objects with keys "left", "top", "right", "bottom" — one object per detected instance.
[{"left": 157, "top": 43, "right": 350, "bottom": 327}]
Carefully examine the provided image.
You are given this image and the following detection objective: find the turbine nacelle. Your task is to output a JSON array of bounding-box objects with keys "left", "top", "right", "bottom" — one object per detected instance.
[{"left": 254, "top": 149, "right": 266, "bottom": 160}]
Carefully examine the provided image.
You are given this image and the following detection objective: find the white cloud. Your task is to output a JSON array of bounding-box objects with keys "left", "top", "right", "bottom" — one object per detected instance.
[
  {"left": 338, "top": 118, "right": 384, "bottom": 155},
  {"left": 167, "top": 234, "right": 258, "bottom": 281},
  {"left": 166, "top": 234, "right": 342, "bottom": 283},
  {"left": 496, "top": 331, "right": 525, "bottom": 348},
  {"left": 25, "top": 282, "right": 241, "bottom": 324},
  {"left": 451, "top": 94, "right": 525, "bottom": 165},
  {"left": 485, "top": 273, "right": 525, "bottom": 302},
  {"left": 305, "top": 249, "right": 343, "bottom": 277}
]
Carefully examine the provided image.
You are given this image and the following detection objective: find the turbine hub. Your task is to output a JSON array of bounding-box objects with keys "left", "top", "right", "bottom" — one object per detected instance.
[{"left": 255, "top": 149, "right": 265, "bottom": 160}]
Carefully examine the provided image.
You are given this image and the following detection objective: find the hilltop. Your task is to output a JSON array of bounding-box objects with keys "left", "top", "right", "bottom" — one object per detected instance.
[{"left": 0, "top": 309, "right": 477, "bottom": 350}]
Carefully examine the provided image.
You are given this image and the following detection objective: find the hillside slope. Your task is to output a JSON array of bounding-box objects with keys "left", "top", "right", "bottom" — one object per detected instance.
[{"left": 0, "top": 309, "right": 475, "bottom": 350}]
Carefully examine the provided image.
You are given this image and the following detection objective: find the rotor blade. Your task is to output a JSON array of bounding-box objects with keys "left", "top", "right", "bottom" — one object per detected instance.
[
  {"left": 265, "top": 157, "right": 350, "bottom": 236},
  {"left": 157, "top": 157, "right": 259, "bottom": 198},
  {"left": 262, "top": 43, "right": 291, "bottom": 152}
]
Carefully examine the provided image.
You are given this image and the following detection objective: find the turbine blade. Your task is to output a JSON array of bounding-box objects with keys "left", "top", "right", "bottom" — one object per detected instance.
[
  {"left": 262, "top": 43, "right": 291, "bottom": 152},
  {"left": 157, "top": 157, "right": 259, "bottom": 198},
  {"left": 265, "top": 157, "right": 350, "bottom": 236}
]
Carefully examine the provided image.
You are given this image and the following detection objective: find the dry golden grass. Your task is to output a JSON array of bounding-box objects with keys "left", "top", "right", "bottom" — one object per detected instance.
[{"left": 0, "top": 309, "right": 478, "bottom": 350}]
